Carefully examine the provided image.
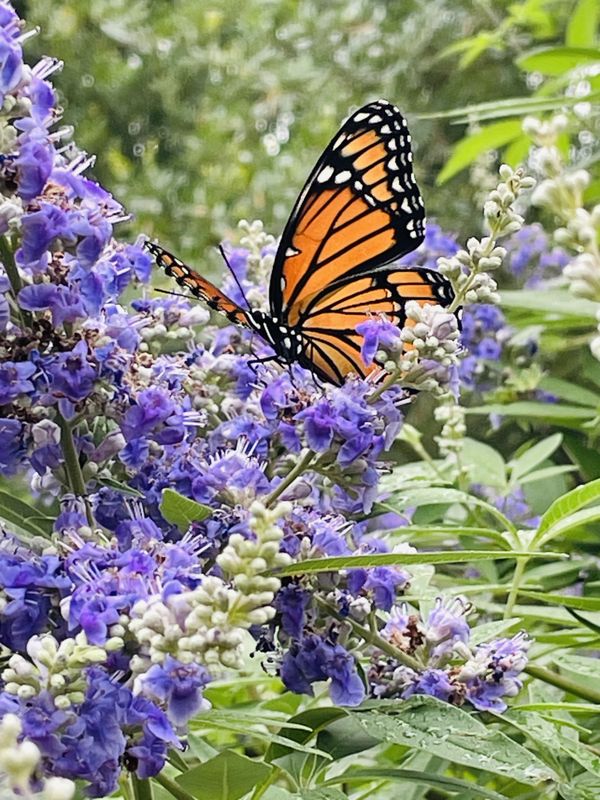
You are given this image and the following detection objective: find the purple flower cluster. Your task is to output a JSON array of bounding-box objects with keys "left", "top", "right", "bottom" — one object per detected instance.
[
  {"left": 370, "top": 599, "right": 530, "bottom": 713},
  {"left": 0, "top": 667, "right": 179, "bottom": 796}
]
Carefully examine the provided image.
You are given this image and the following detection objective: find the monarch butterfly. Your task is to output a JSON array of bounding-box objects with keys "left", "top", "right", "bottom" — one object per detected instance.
[{"left": 145, "top": 99, "right": 455, "bottom": 386}]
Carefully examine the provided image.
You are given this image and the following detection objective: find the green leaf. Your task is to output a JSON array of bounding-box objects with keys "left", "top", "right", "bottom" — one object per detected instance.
[
  {"left": 324, "top": 769, "right": 508, "bottom": 800},
  {"left": 293, "top": 791, "right": 347, "bottom": 800},
  {"left": 388, "top": 525, "right": 512, "bottom": 550},
  {"left": 96, "top": 475, "right": 145, "bottom": 497},
  {"left": 553, "top": 653, "right": 600, "bottom": 681},
  {"left": 385, "top": 485, "right": 517, "bottom": 531},
  {"left": 466, "top": 402, "right": 596, "bottom": 423},
  {"left": 266, "top": 708, "right": 347, "bottom": 762},
  {"left": 519, "top": 465, "right": 578, "bottom": 485},
  {"left": 461, "top": 438, "right": 506, "bottom": 488},
  {"left": 316, "top": 716, "right": 380, "bottom": 761},
  {"left": 0, "top": 491, "right": 54, "bottom": 538},
  {"left": 159, "top": 488, "right": 211, "bottom": 531},
  {"left": 469, "top": 617, "right": 522, "bottom": 646},
  {"left": 510, "top": 433, "right": 563, "bottom": 481},
  {"left": 567, "top": 0, "right": 600, "bottom": 46},
  {"left": 539, "top": 378, "right": 600, "bottom": 408},
  {"left": 276, "top": 549, "right": 560, "bottom": 577},
  {"left": 176, "top": 750, "right": 271, "bottom": 800},
  {"left": 501, "top": 289, "right": 600, "bottom": 319},
  {"left": 517, "top": 590, "right": 600, "bottom": 612},
  {"left": 353, "top": 696, "right": 557, "bottom": 783},
  {"left": 514, "top": 702, "right": 600, "bottom": 714},
  {"left": 418, "top": 93, "right": 597, "bottom": 124},
  {"left": 517, "top": 45, "right": 600, "bottom": 75},
  {"left": 436, "top": 120, "right": 523, "bottom": 184},
  {"left": 534, "top": 477, "right": 600, "bottom": 544}
]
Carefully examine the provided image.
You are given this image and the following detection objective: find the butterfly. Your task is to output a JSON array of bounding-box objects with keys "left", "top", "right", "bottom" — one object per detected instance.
[{"left": 145, "top": 99, "right": 455, "bottom": 386}]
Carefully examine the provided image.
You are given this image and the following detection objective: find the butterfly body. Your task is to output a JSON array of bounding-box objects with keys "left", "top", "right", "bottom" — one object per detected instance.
[{"left": 146, "top": 99, "right": 456, "bottom": 386}]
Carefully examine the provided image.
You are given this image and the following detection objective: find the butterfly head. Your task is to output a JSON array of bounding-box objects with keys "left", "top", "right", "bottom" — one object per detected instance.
[{"left": 250, "top": 309, "right": 303, "bottom": 364}]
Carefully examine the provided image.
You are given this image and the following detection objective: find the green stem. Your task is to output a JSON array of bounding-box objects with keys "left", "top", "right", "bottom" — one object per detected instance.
[
  {"left": 0, "top": 236, "right": 22, "bottom": 295},
  {"left": 56, "top": 412, "right": 94, "bottom": 526},
  {"left": 265, "top": 449, "right": 316, "bottom": 507},
  {"left": 525, "top": 663, "right": 600, "bottom": 705},
  {"left": 504, "top": 556, "right": 528, "bottom": 619},
  {"left": 316, "top": 597, "right": 421, "bottom": 671},
  {"left": 153, "top": 772, "right": 197, "bottom": 800},
  {"left": 130, "top": 774, "right": 154, "bottom": 800},
  {"left": 250, "top": 767, "right": 282, "bottom": 800},
  {"left": 0, "top": 236, "right": 31, "bottom": 327},
  {"left": 367, "top": 366, "right": 402, "bottom": 403}
]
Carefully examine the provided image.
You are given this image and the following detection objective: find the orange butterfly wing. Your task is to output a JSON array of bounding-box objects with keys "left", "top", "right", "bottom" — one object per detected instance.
[
  {"left": 269, "top": 99, "right": 426, "bottom": 326},
  {"left": 295, "top": 268, "right": 454, "bottom": 385},
  {"left": 145, "top": 242, "right": 252, "bottom": 328}
]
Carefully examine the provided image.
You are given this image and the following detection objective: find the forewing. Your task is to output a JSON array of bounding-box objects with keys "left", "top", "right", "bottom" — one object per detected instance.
[
  {"left": 146, "top": 241, "right": 253, "bottom": 328},
  {"left": 269, "top": 99, "right": 426, "bottom": 326}
]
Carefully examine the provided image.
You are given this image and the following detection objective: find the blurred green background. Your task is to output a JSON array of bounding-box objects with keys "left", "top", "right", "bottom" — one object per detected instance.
[{"left": 16, "top": 0, "right": 575, "bottom": 267}]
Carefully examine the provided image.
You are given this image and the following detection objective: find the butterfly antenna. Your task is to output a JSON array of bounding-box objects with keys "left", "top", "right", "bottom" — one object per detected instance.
[
  {"left": 154, "top": 287, "right": 189, "bottom": 299},
  {"left": 218, "top": 244, "right": 252, "bottom": 310}
]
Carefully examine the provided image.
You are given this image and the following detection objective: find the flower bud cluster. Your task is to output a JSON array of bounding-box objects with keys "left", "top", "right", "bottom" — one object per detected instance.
[
  {"left": 0, "top": 714, "right": 75, "bottom": 800},
  {"left": 1, "top": 633, "right": 107, "bottom": 709},
  {"left": 130, "top": 502, "right": 292, "bottom": 671},
  {"left": 438, "top": 165, "right": 534, "bottom": 307},
  {"left": 238, "top": 219, "right": 276, "bottom": 306},
  {"left": 525, "top": 115, "right": 600, "bottom": 355},
  {"left": 395, "top": 302, "right": 461, "bottom": 394},
  {"left": 434, "top": 396, "right": 466, "bottom": 462}
]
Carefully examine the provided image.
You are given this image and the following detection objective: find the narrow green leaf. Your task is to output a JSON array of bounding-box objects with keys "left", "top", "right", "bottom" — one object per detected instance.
[
  {"left": 386, "top": 485, "right": 517, "bottom": 532},
  {"left": 387, "top": 525, "right": 512, "bottom": 550},
  {"left": 324, "top": 769, "right": 508, "bottom": 800},
  {"left": 539, "top": 378, "right": 600, "bottom": 408},
  {"left": 519, "top": 465, "right": 578, "bottom": 485},
  {"left": 469, "top": 617, "right": 522, "bottom": 646},
  {"left": 510, "top": 433, "right": 563, "bottom": 481},
  {"left": 417, "top": 92, "right": 597, "bottom": 122},
  {"left": 518, "top": 590, "right": 600, "bottom": 612},
  {"left": 160, "top": 488, "right": 211, "bottom": 531},
  {"left": 176, "top": 750, "right": 271, "bottom": 800},
  {"left": 502, "top": 289, "right": 600, "bottom": 319},
  {"left": 517, "top": 45, "right": 600, "bottom": 75},
  {"left": 466, "top": 402, "right": 595, "bottom": 422},
  {"left": 567, "top": 0, "right": 600, "bottom": 46},
  {"left": 553, "top": 653, "right": 600, "bottom": 680},
  {"left": 0, "top": 491, "right": 53, "bottom": 538},
  {"left": 513, "top": 702, "right": 600, "bottom": 714},
  {"left": 535, "top": 477, "right": 600, "bottom": 544},
  {"left": 353, "top": 696, "right": 557, "bottom": 783},
  {"left": 96, "top": 475, "right": 145, "bottom": 497},
  {"left": 276, "top": 549, "right": 562, "bottom": 577},
  {"left": 436, "top": 120, "right": 523, "bottom": 184}
]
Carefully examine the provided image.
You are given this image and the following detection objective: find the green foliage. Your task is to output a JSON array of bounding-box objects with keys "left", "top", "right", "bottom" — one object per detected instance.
[{"left": 159, "top": 488, "right": 212, "bottom": 531}]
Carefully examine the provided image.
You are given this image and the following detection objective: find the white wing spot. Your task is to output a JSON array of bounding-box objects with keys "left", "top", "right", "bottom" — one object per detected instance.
[
  {"left": 407, "top": 219, "right": 414, "bottom": 231},
  {"left": 283, "top": 337, "right": 292, "bottom": 350},
  {"left": 401, "top": 197, "right": 411, "bottom": 213},
  {"left": 365, "top": 194, "right": 376, "bottom": 206},
  {"left": 380, "top": 124, "right": 391, "bottom": 134},
  {"left": 334, "top": 170, "right": 351, "bottom": 184},
  {"left": 388, "top": 139, "right": 397, "bottom": 151},
  {"left": 388, "top": 156, "right": 398, "bottom": 170},
  {"left": 354, "top": 112, "right": 369, "bottom": 122},
  {"left": 285, "top": 246, "right": 300, "bottom": 257},
  {"left": 392, "top": 176, "right": 403, "bottom": 192},
  {"left": 317, "top": 165, "right": 334, "bottom": 183},
  {"left": 354, "top": 180, "right": 363, "bottom": 190},
  {"left": 370, "top": 114, "right": 382, "bottom": 123}
]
